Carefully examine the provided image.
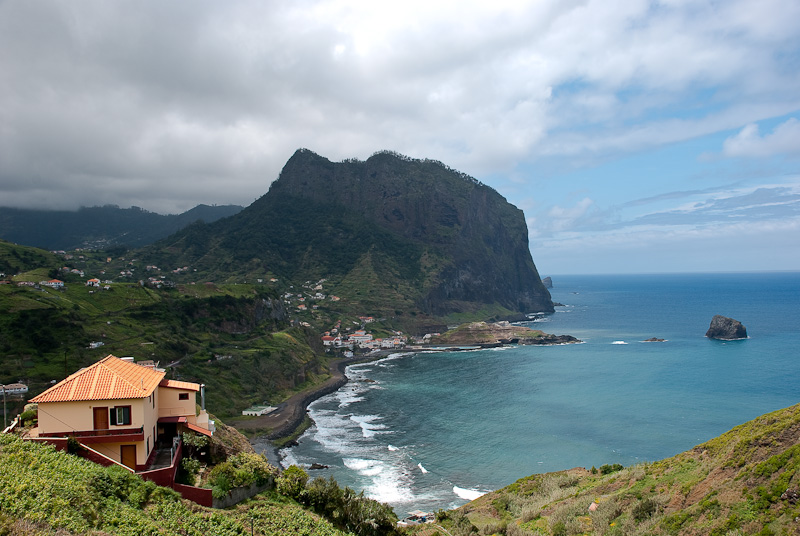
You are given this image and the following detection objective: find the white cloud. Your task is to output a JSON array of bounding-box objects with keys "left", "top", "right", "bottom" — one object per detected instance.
[
  {"left": 722, "top": 119, "right": 800, "bottom": 158},
  {"left": 0, "top": 0, "right": 799, "bottom": 222}
]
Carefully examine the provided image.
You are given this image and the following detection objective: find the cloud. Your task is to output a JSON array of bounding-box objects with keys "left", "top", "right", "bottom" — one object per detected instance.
[
  {"left": 0, "top": 0, "right": 799, "bottom": 225},
  {"left": 722, "top": 119, "right": 800, "bottom": 158}
]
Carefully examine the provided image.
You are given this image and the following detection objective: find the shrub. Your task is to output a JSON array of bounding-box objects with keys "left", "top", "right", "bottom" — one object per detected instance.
[
  {"left": 19, "top": 409, "right": 37, "bottom": 426},
  {"left": 599, "top": 464, "right": 624, "bottom": 475},
  {"left": 228, "top": 452, "right": 276, "bottom": 486},
  {"left": 551, "top": 520, "right": 567, "bottom": 536},
  {"left": 276, "top": 465, "right": 308, "bottom": 500},
  {"left": 177, "top": 457, "right": 201, "bottom": 485},
  {"left": 207, "top": 461, "right": 236, "bottom": 498},
  {"left": 632, "top": 498, "right": 658, "bottom": 521}
]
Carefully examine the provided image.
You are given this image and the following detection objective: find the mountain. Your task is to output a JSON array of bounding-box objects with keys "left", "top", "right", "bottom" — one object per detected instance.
[
  {"left": 0, "top": 204, "right": 243, "bottom": 250},
  {"left": 146, "top": 149, "right": 553, "bottom": 322}
]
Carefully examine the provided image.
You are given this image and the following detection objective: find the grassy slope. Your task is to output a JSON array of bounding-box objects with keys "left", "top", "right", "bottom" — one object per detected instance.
[
  {"left": 0, "top": 434, "right": 349, "bottom": 536},
  {"left": 426, "top": 403, "right": 800, "bottom": 536},
  {"left": 0, "top": 241, "right": 330, "bottom": 420}
]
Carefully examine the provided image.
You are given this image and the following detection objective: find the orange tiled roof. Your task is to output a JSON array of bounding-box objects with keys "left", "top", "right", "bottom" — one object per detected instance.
[
  {"left": 159, "top": 379, "right": 200, "bottom": 391},
  {"left": 31, "top": 355, "right": 165, "bottom": 403}
]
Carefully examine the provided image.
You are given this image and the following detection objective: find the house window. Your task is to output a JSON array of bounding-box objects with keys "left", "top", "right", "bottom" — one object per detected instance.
[
  {"left": 178, "top": 393, "right": 189, "bottom": 400},
  {"left": 110, "top": 405, "right": 131, "bottom": 426}
]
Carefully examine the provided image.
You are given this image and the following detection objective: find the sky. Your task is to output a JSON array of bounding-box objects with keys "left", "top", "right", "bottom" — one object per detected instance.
[{"left": 1, "top": 1, "right": 799, "bottom": 274}]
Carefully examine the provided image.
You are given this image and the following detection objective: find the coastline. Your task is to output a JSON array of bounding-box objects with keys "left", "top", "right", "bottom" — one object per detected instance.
[
  {"left": 240, "top": 339, "right": 579, "bottom": 449},
  {"left": 242, "top": 337, "right": 581, "bottom": 464},
  {"left": 235, "top": 350, "right": 402, "bottom": 441}
]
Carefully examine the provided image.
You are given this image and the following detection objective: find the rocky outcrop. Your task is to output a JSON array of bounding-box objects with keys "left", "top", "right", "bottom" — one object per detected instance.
[
  {"left": 154, "top": 149, "right": 554, "bottom": 322},
  {"left": 542, "top": 276, "right": 553, "bottom": 289},
  {"left": 706, "top": 315, "right": 748, "bottom": 340},
  {"left": 430, "top": 321, "right": 580, "bottom": 346},
  {"left": 518, "top": 333, "right": 581, "bottom": 345}
]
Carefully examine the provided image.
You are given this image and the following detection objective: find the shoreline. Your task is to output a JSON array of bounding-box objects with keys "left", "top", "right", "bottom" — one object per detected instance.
[
  {"left": 241, "top": 338, "right": 580, "bottom": 461},
  {"left": 234, "top": 350, "right": 400, "bottom": 441}
]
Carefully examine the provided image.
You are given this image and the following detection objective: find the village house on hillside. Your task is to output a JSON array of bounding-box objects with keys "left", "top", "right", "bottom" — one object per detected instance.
[
  {"left": 1, "top": 383, "right": 28, "bottom": 395},
  {"left": 30, "top": 355, "right": 213, "bottom": 470},
  {"left": 26, "top": 355, "right": 215, "bottom": 502}
]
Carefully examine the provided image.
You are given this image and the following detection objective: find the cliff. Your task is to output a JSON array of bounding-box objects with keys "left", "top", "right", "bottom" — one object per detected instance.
[{"left": 148, "top": 149, "right": 553, "bottom": 322}]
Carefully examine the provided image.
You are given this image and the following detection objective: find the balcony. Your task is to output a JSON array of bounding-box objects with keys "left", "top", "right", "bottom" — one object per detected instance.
[{"left": 39, "top": 426, "right": 145, "bottom": 444}]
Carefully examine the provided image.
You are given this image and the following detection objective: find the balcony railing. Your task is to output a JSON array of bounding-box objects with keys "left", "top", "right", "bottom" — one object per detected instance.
[{"left": 40, "top": 426, "right": 145, "bottom": 444}]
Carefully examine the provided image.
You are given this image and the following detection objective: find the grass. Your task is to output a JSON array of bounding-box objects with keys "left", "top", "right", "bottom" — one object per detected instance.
[{"left": 0, "top": 435, "right": 350, "bottom": 536}]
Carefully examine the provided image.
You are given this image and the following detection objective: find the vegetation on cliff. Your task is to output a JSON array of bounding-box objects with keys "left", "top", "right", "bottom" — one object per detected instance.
[
  {"left": 416, "top": 403, "right": 800, "bottom": 536},
  {"left": 0, "top": 434, "right": 349, "bottom": 536},
  {"left": 0, "top": 433, "right": 400, "bottom": 536},
  {"left": 144, "top": 149, "right": 553, "bottom": 327}
]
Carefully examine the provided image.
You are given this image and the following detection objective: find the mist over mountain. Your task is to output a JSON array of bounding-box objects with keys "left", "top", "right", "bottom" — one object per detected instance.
[
  {"left": 147, "top": 149, "right": 553, "bottom": 319},
  {"left": 0, "top": 204, "right": 243, "bottom": 251}
]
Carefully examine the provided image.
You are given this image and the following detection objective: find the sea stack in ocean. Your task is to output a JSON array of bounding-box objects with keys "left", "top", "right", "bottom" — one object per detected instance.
[{"left": 706, "top": 315, "right": 747, "bottom": 340}]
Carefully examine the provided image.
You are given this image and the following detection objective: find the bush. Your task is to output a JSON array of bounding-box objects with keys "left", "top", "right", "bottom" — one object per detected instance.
[
  {"left": 276, "top": 465, "right": 308, "bottom": 500},
  {"left": 599, "top": 464, "right": 624, "bottom": 475},
  {"left": 177, "top": 457, "right": 201, "bottom": 485},
  {"left": 205, "top": 452, "right": 276, "bottom": 497},
  {"left": 19, "top": 409, "right": 37, "bottom": 426},
  {"left": 632, "top": 498, "right": 658, "bottom": 521},
  {"left": 89, "top": 465, "right": 158, "bottom": 509},
  {"left": 228, "top": 452, "right": 276, "bottom": 486}
]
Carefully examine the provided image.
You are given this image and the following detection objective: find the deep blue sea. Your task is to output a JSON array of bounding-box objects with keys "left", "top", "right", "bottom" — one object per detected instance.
[{"left": 274, "top": 272, "right": 800, "bottom": 517}]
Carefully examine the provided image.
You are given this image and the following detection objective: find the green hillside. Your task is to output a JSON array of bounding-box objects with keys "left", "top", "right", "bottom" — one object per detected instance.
[
  {"left": 417, "top": 403, "right": 800, "bottom": 536},
  {"left": 142, "top": 150, "right": 553, "bottom": 330},
  {"left": 0, "top": 434, "right": 350, "bottom": 535},
  {"left": 0, "top": 239, "right": 329, "bottom": 421}
]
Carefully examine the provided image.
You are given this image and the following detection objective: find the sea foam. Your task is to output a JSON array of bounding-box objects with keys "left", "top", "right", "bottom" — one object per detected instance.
[{"left": 453, "top": 486, "right": 486, "bottom": 501}]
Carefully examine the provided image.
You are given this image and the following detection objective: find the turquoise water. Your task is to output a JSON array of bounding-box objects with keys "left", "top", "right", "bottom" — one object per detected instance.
[{"left": 277, "top": 272, "right": 800, "bottom": 516}]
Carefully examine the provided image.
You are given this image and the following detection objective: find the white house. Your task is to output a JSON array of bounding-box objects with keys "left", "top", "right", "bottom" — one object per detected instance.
[{"left": 2, "top": 383, "right": 28, "bottom": 395}]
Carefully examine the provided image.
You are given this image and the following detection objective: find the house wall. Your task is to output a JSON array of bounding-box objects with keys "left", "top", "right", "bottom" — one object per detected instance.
[
  {"left": 37, "top": 400, "right": 93, "bottom": 433},
  {"left": 36, "top": 396, "right": 159, "bottom": 467},
  {"left": 141, "top": 390, "right": 159, "bottom": 465},
  {"left": 158, "top": 387, "right": 197, "bottom": 424}
]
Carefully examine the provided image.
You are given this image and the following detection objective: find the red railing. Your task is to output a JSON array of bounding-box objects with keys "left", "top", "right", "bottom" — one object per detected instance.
[{"left": 40, "top": 426, "right": 144, "bottom": 444}]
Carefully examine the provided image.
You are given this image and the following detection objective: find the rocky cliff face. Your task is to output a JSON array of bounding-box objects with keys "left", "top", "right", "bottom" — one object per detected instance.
[
  {"left": 265, "top": 149, "right": 553, "bottom": 315},
  {"left": 151, "top": 149, "right": 553, "bottom": 319}
]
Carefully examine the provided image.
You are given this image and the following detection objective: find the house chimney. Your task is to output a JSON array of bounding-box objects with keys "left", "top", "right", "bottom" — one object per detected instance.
[{"left": 200, "top": 384, "right": 206, "bottom": 411}]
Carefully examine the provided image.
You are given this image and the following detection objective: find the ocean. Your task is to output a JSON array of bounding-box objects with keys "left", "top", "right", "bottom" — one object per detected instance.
[{"left": 272, "top": 272, "right": 800, "bottom": 517}]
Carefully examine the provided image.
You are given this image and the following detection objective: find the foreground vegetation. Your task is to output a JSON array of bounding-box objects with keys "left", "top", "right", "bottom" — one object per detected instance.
[
  {"left": 0, "top": 434, "right": 348, "bottom": 536},
  {"left": 0, "top": 434, "right": 399, "bottom": 536},
  {"left": 4, "top": 403, "right": 800, "bottom": 535},
  {"left": 416, "top": 403, "right": 800, "bottom": 536}
]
